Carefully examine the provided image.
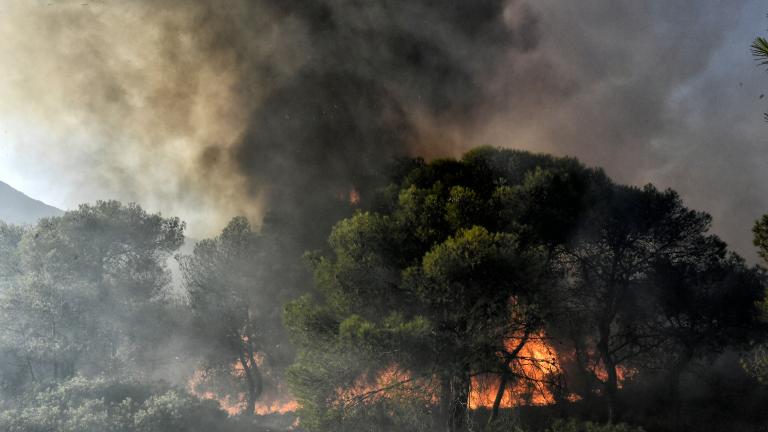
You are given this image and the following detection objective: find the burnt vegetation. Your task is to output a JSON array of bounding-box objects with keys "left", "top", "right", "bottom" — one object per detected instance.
[{"left": 0, "top": 148, "right": 768, "bottom": 432}]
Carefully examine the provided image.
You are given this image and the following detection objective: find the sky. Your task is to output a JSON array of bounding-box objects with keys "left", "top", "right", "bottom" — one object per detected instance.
[{"left": 0, "top": 0, "right": 767, "bottom": 260}]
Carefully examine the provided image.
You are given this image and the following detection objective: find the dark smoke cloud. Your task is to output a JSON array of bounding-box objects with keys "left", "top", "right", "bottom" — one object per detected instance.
[
  {"left": 0, "top": 0, "right": 539, "bottom": 238},
  {"left": 234, "top": 0, "right": 539, "bottom": 244},
  {"left": 472, "top": 0, "right": 768, "bottom": 259},
  {"left": 0, "top": 0, "right": 765, "bottom": 258}
]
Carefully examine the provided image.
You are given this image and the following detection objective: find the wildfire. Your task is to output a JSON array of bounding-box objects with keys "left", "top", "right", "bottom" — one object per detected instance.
[
  {"left": 470, "top": 336, "right": 564, "bottom": 409},
  {"left": 187, "top": 369, "right": 247, "bottom": 416},
  {"left": 336, "top": 333, "right": 633, "bottom": 411},
  {"left": 337, "top": 188, "right": 361, "bottom": 205},
  {"left": 336, "top": 336, "right": 571, "bottom": 411},
  {"left": 349, "top": 189, "right": 360, "bottom": 205},
  {"left": 593, "top": 362, "right": 634, "bottom": 388},
  {"left": 336, "top": 364, "right": 436, "bottom": 407},
  {"left": 187, "top": 367, "right": 299, "bottom": 416},
  {"left": 255, "top": 398, "right": 300, "bottom": 415},
  {"left": 188, "top": 335, "right": 633, "bottom": 416}
]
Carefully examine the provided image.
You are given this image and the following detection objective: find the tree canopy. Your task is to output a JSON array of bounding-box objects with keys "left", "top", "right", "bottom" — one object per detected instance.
[
  {"left": 0, "top": 201, "right": 184, "bottom": 388},
  {"left": 0, "top": 149, "right": 764, "bottom": 432},
  {"left": 286, "top": 148, "right": 766, "bottom": 432},
  {"left": 180, "top": 216, "right": 297, "bottom": 416}
]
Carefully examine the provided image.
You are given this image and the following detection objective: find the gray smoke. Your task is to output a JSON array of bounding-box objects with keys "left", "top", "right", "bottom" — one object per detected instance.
[{"left": 0, "top": 0, "right": 765, "bottom": 258}]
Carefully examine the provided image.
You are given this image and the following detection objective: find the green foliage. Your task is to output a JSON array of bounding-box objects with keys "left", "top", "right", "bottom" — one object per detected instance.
[
  {"left": 481, "top": 410, "right": 527, "bottom": 432},
  {"left": 0, "top": 201, "right": 185, "bottom": 391},
  {"left": 547, "top": 183, "right": 728, "bottom": 411},
  {"left": 546, "top": 419, "right": 645, "bottom": 432},
  {"left": 747, "top": 216, "right": 768, "bottom": 383},
  {"left": 180, "top": 216, "right": 297, "bottom": 415},
  {"left": 751, "top": 36, "right": 768, "bottom": 67},
  {"left": 0, "top": 148, "right": 762, "bottom": 432},
  {"left": 319, "top": 396, "right": 435, "bottom": 432},
  {"left": 0, "top": 222, "right": 24, "bottom": 286},
  {"left": 753, "top": 214, "right": 768, "bottom": 264},
  {"left": 286, "top": 148, "right": 596, "bottom": 431},
  {"left": 287, "top": 147, "right": 762, "bottom": 431},
  {"left": 750, "top": 21, "right": 768, "bottom": 378},
  {"left": 134, "top": 390, "right": 229, "bottom": 432},
  {"left": 752, "top": 25, "right": 768, "bottom": 120},
  {"left": 743, "top": 343, "right": 768, "bottom": 384},
  {"left": 0, "top": 376, "right": 230, "bottom": 432}
]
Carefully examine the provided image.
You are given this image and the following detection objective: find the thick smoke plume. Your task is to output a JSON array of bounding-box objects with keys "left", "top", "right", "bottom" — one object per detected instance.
[{"left": 0, "top": 0, "right": 766, "bottom": 257}]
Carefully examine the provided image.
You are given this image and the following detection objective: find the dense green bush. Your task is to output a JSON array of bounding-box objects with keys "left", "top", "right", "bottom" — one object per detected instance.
[{"left": 0, "top": 376, "right": 232, "bottom": 432}]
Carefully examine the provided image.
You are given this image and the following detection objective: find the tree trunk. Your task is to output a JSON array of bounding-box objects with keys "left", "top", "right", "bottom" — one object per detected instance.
[
  {"left": 668, "top": 348, "right": 693, "bottom": 427},
  {"left": 438, "top": 375, "right": 451, "bottom": 431},
  {"left": 239, "top": 351, "right": 263, "bottom": 416},
  {"left": 603, "top": 359, "right": 618, "bottom": 423},
  {"left": 597, "top": 322, "right": 618, "bottom": 423},
  {"left": 26, "top": 357, "right": 36, "bottom": 382},
  {"left": 488, "top": 369, "right": 511, "bottom": 425},
  {"left": 451, "top": 372, "right": 470, "bottom": 432},
  {"left": 439, "top": 370, "right": 471, "bottom": 432},
  {"left": 488, "top": 330, "right": 530, "bottom": 427},
  {"left": 573, "top": 344, "right": 596, "bottom": 402}
]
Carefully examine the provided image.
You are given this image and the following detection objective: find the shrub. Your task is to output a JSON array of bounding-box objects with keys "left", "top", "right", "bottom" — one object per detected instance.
[
  {"left": 546, "top": 419, "right": 646, "bottom": 432},
  {"left": 0, "top": 376, "right": 232, "bottom": 432}
]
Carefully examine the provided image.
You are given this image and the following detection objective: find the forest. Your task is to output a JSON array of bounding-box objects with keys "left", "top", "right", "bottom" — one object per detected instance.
[
  {"left": 1, "top": 147, "right": 768, "bottom": 432},
  {"left": 2, "top": 1, "right": 768, "bottom": 432}
]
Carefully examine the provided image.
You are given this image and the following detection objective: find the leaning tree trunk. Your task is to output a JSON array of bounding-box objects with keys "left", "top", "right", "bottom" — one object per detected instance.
[
  {"left": 488, "top": 369, "right": 512, "bottom": 426},
  {"left": 488, "top": 330, "right": 531, "bottom": 426}
]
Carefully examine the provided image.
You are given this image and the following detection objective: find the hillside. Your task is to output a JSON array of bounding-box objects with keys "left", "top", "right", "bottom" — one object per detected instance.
[{"left": 0, "top": 181, "right": 63, "bottom": 225}]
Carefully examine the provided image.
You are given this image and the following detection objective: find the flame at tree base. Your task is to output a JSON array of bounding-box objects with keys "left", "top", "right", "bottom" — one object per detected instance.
[
  {"left": 186, "top": 334, "right": 632, "bottom": 417},
  {"left": 336, "top": 335, "right": 631, "bottom": 412},
  {"left": 471, "top": 337, "right": 566, "bottom": 408},
  {"left": 187, "top": 368, "right": 299, "bottom": 416}
]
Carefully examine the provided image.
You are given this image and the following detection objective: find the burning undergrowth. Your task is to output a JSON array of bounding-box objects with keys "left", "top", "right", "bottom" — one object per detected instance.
[{"left": 0, "top": 2, "right": 766, "bottom": 432}]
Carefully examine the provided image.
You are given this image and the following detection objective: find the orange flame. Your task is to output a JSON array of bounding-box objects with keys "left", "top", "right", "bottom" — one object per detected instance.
[
  {"left": 349, "top": 189, "right": 360, "bottom": 205},
  {"left": 337, "top": 188, "right": 360, "bottom": 205},
  {"left": 187, "top": 369, "right": 246, "bottom": 416},
  {"left": 593, "top": 361, "right": 634, "bottom": 388},
  {"left": 255, "top": 398, "right": 300, "bottom": 415},
  {"left": 187, "top": 365, "right": 299, "bottom": 416},
  {"left": 335, "top": 337, "right": 570, "bottom": 411},
  {"left": 470, "top": 335, "right": 565, "bottom": 408},
  {"left": 335, "top": 364, "right": 437, "bottom": 407},
  {"left": 187, "top": 334, "right": 632, "bottom": 416},
  {"left": 336, "top": 334, "right": 628, "bottom": 410}
]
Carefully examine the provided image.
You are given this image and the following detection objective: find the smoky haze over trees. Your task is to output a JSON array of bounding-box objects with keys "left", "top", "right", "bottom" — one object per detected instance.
[
  {"left": 232, "top": 0, "right": 541, "bottom": 252},
  {"left": 180, "top": 217, "right": 299, "bottom": 417},
  {"left": 2, "top": 1, "right": 766, "bottom": 259},
  {"left": 0, "top": 202, "right": 184, "bottom": 382},
  {"left": 1, "top": 2, "right": 768, "bottom": 432},
  {"left": 0, "top": 149, "right": 767, "bottom": 432},
  {"left": 284, "top": 148, "right": 768, "bottom": 432}
]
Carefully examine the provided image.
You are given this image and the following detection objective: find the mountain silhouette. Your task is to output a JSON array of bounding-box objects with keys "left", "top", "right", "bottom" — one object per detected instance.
[{"left": 0, "top": 181, "right": 63, "bottom": 225}]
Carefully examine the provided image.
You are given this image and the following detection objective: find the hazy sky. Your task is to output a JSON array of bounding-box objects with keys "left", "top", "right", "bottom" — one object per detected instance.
[{"left": 0, "top": 0, "right": 766, "bottom": 260}]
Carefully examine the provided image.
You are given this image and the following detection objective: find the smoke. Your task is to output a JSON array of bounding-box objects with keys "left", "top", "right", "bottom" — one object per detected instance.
[
  {"left": 233, "top": 0, "right": 540, "bottom": 246},
  {"left": 468, "top": 1, "right": 768, "bottom": 258},
  {"left": 0, "top": 0, "right": 539, "bottom": 238},
  {"left": 0, "top": 0, "right": 297, "bottom": 233},
  {"left": 0, "top": 0, "right": 765, "bottom": 257}
]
